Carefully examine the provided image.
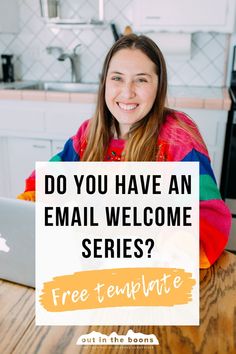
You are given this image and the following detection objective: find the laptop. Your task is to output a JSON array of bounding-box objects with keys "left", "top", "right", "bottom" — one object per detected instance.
[{"left": 0, "top": 197, "right": 35, "bottom": 288}]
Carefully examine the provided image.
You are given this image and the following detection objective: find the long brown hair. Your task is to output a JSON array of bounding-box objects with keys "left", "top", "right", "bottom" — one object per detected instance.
[{"left": 82, "top": 34, "right": 192, "bottom": 161}]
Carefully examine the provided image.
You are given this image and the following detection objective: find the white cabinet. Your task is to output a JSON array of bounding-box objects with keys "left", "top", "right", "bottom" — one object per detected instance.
[
  {"left": 0, "top": 138, "right": 9, "bottom": 197},
  {"left": 51, "top": 140, "right": 66, "bottom": 156},
  {"left": 0, "top": 106, "right": 45, "bottom": 133},
  {"left": 7, "top": 138, "right": 51, "bottom": 198},
  {"left": 183, "top": 108, "right": 228, "bottom": 186},
  {"left": 45, "top": 105, "right": 93, "bottom": 136},
  {"left": 4, "top": 137, "right": 68, "bottom": 198},
  {"left": 0, "top": 99, "right": 95, "bottom": 198},
  {"left": 0, "top": 0, "right": 19, "bottom": 33},
  {"left": 133, "top": 0, "right": 236, "bottom": 33}
]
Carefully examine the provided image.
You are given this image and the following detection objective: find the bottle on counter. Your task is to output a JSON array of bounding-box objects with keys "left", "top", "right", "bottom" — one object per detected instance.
[{"left": 1, "top": 54, "right": 14, "bottom": 82}]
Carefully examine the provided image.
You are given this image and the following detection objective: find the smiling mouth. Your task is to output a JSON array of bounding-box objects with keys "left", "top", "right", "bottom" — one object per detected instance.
[{"left": 117, "top": 102, "right": 139, "bottom": 111}]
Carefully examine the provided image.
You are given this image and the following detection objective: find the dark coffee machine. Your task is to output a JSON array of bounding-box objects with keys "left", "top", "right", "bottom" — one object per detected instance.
[{"left": 1, "top": 54, "right": 14, "bottom": 82}]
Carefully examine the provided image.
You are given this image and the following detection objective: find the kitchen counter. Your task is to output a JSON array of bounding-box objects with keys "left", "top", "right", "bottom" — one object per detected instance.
[
  {"left": 167, "top": 86, "right": 231, "bottom": 110},
  {"left": 0, "top": 82, "right": 232, "bottom": 110}
]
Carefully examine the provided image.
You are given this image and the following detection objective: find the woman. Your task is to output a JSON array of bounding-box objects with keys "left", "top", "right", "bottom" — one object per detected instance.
[{"left": 17, "top": 34, "right": 231, "bottom": 268}]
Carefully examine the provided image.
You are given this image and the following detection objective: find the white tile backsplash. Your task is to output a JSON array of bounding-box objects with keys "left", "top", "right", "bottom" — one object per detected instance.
[{"left": 0, "top": 0, "right": 229, "bottom": 86}]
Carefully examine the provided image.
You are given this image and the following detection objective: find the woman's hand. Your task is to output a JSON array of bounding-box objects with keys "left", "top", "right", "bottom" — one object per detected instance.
[{"left": 17, "top": 191, "right": 35, "bottom": 202}]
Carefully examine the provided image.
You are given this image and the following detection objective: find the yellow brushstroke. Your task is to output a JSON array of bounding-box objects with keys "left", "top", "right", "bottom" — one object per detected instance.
[{"left": 40, "top": 268, "right": 196, "bottom": 312}]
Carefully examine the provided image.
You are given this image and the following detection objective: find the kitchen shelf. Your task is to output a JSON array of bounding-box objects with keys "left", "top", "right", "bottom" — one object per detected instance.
[
  {"left": 40, "top": 0, "right": 104, "bottom": 29},
  {"left": 45, "top": 19, "right": 106, "bottom": 30}
]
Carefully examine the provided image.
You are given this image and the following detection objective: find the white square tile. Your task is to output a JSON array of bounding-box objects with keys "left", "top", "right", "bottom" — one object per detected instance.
[
  {"left": 84, "top": 59, "right": 103, "bottom": 82},
  {"left": 201, "top": 39, "right": 224, "bottom": 61},
  {"left": 0, "top": 39, "right": 7, "bottom": 53},
  {"left": 79, "top": 1, "right": 96, "bottom": 21},
  {"left": 104, "top": 1, "right": 120, "bottom": 21},
  {"left": 19, "top": 2, "right": 34, "bottom": 27},
  {"left": 48, "top": 60, "right": 70, "bottom": 81},
  {"left": 17, "top": 33, "right": 35, "bottom": 47},
  {"left": 36, "top": 26, "right": 56, "bottom": 46},
  {"left": 212, "top": 53, "right": 225, "bottom": 73},
  {"left": 28, "top": 61, "right": 46, "bottom": 79},
  {"left": 192, "top": 33, "right": 214, "bottom": 50},
  {"left": 60, "top": 0, "right": 77, "bottom": 19},
  {"left": 185, "top": 75, "right": 206, "bottom": 87},
  {"left": 76, "top": 29, "right": 95, "bottom": 46},
  {"left": 190, "top": 51, "right": 210, "bottom": 72},
  {"left": 58, "top": 70, "right": 72, "bottom": 82},
  {"left": 201, "top": 64, "right": 222, "bottom": 86},
  {"left": 177, "top": 63, "right": 198, "bottom": 84},
  {"left": 214, "top": 33, "right": 228, "bottom": 48},
  {"left": 41, "top": 70, "right": 59, "bottom": 82},
  {"left": 56, "top": 30, "right": 77, "bottom": 49},
  {"left": 25, "top": 15, "right": 45, "bottom": 36},
  {"left": 99, "top": 27, "right": 116, "bottom": 47},
  {"left": 7, "top": 37, "right": 26, "bottom": 55},
  {"left": 214, "top": 76, "right": 225, "bottom": 87},
  {"left": 0, "top": 34, "right": 15, "bottom": 47},
  {"left": 20, "top": 50, "right": 35, "bottom": 69},
  {"left": 23, "top": 0, "right": 40, "bottom": 13},
  {"left": 88, "top": 37, "right": 109, "bottom": 59},
  {"left": 80, "top": 50, "right": 98, "bottom": 71}
]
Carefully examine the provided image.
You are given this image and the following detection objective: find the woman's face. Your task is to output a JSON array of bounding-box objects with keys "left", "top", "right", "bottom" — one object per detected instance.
[{"left": 105, "top": 48, "right": 158, "bottom": 138}]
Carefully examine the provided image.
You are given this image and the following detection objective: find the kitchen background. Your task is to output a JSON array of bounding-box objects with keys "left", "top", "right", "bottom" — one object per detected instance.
[{"left": 0, "top": 0, "right": 230, "bottom": 86}]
